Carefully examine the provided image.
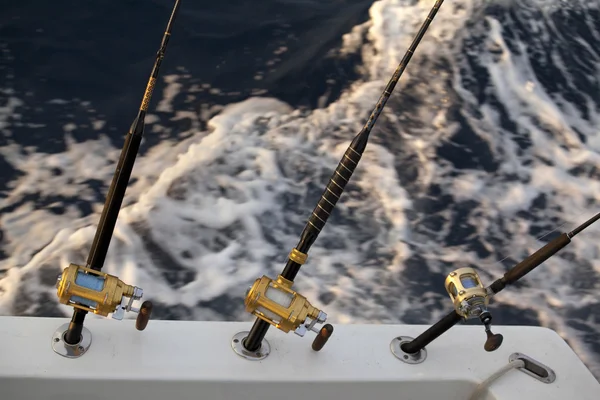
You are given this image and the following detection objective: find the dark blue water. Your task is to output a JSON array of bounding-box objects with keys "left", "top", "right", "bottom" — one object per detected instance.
[{"left": 0, "top": 0, "right": 372, "bottom": 154}]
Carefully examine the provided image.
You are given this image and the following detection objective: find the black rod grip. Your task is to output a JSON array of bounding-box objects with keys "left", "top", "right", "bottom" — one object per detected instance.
[
  {"left": 86, "top": 127, "right": 143, "bottom": 271},
  {"left": 63, "top": 309, "right": 87, "bottom": 345},
  {"left": 401, "top": 310, "right": 462, "bottom": 354},
  {"left": 281, "top": 142, "right": 363, "bottom": 282},
  {"left": 243, "top": 318, "right": 270, "bottom": 352},
  {"left": 308, "top": 146, "right": 360, "bottom": 232},
  {"left": 503, "top": 233, "right": 570, "bottom": 285}
]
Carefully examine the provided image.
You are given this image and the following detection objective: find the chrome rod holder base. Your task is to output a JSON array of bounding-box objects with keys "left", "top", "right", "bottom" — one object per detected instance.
[
  {"left": 232, "top": 331, "right": 270, "bottom": 361},
  {"left": 390, "top": 335, "right": 427, "bottom": 364},
  {"left": 51, "top": 323, "right": 92, "bottom": 358}
]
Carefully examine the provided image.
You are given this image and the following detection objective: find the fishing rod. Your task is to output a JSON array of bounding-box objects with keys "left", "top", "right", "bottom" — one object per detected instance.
[
  {"left": 54, "top": 0, "right": 182, "bottom": 351},
  {"left": 238, "top": 0, "right": 446, "bottom": 356},
  {"left": 393, "top": 212, "right": 600, "bottom": 363}
]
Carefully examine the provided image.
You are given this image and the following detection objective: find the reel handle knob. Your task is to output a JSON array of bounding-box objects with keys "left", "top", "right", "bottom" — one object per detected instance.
[
  {"left": 135, "top": 301, "right": 153, "bottom": 331},
  {"left": 479, "top": 310, "right": 503, "bottom": 352},
  {"left": 484, "top": 329, "right": 504, "bottom": 352},
  {"left": 311, "top": 324, "right": 334, "bottom": 351}
]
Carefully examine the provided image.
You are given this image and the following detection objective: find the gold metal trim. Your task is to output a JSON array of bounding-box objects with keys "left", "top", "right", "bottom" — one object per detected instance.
[
  {"left": 56, "top": 263, "right": 136, "bottom": 317},
  {"left": 289, "top": 248, "right": 308, "bottom": 264}
]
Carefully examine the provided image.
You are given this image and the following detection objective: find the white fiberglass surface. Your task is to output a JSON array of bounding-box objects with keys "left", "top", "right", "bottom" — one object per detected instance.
[{"left": 1, "top": 318, "right": 599, "bottom": 400}]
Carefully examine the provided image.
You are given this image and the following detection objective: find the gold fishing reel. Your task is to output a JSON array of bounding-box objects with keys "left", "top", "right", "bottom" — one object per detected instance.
[
  {"left": 445, "top": 267, "right": 503, "bottom": 352},
  {"left": 56, "top": 263, "right": 152, "bottom": 330},
  {"left": 444, "top": 267, "right": 489, "bottom": 319},
  {"left": 245, "top": 274, "right": 329, "bottom": 338}
]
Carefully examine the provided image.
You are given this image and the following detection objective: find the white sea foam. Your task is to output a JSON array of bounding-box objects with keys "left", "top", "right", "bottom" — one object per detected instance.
[{"left": 1, "top": 0, "right": 599, "bottom": 378}]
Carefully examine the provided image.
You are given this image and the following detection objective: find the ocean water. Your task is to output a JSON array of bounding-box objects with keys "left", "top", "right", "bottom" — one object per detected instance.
[{"left": 2, "top": 0, "right": 600, "bottom": 380}]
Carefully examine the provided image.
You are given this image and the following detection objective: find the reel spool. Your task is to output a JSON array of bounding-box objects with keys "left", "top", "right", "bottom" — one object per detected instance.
[
  {"left": 445, "top": 267, "right": 503, "bottom": 352},
  {"left": 56, "top": 263, "right": 151, "bottom": 329}
]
